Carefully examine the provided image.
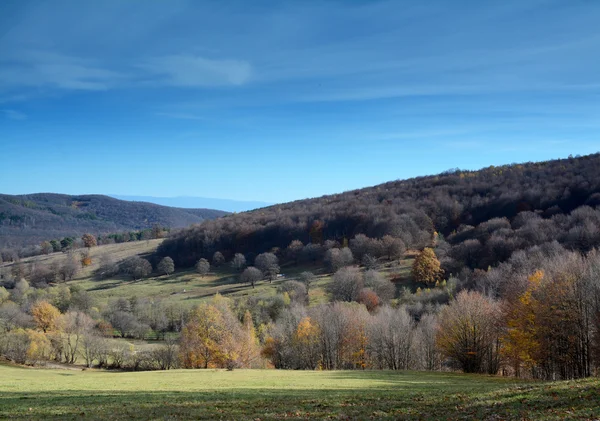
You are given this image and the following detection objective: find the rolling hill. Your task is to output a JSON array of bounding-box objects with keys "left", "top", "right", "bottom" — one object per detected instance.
[
  {"left": 158, "top": 153, "right": 600, "bottom": 269},
  {"left": 0, "top": 193, "right": 227, "bottom": 248}
]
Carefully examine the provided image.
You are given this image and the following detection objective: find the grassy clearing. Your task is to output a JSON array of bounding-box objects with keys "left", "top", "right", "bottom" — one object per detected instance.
[
  {"left": 1, "top": 240, "right": 417, "bottom": 306},
  {"left": 0, "top": 240, "right": 163, "bottom": 280},
  {"left": 0, "top": 364, "right": 598, "bottom": 420}
]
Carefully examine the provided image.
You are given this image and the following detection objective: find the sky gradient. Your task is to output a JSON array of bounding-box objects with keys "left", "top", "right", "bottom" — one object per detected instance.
[{"left": 1, "top": 0, "right": 599, "bottom": 204}]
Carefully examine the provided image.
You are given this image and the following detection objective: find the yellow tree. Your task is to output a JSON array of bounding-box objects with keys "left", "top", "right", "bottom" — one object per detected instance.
[
  {"left": 238, "top": 311, "right": 260, "bottom": 368},
  {"left": 179, "top": 303, "right": 228, "bottom": 368},
  {"left": 501, "top": 270, "right": 543, "bottom": 377},
  {"left": 31, "top": 301, "right": 61, "bottom": 333},
  {"left": 412, "top": 248, "right": 443, "bottom": 286},
  {"left": 26, "top": 329, "right": 52, "bottom": 365},
  {"left": 294, "top": 316, "right": 321, "bottom": 369}
]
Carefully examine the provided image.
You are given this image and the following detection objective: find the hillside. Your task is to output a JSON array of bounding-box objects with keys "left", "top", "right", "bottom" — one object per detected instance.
[
  {"left": 0, "top": 193, "right": 227, "bottom": 248},
  {"left": 158, "top": 153, "right": 600, "bottom": 270}
]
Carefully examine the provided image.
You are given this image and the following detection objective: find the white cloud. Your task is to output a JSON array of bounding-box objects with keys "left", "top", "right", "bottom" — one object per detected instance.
[{"left": 2, "top": 109, "right": 27, "bottom": 120}]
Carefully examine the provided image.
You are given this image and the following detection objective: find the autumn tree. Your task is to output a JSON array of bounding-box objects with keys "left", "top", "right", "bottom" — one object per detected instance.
[
  {"left": 31, "top": 301, "right": 61, "bottom": 333},
  {"left": 358, "top": 289, "right": 380, "bottom": 312},
  {"left": 501, "top": 270, "right": 543, "bottom": 377},
  {"left": 82, "top": 233, "right": 97, "bottom": 248},
  {"left": 238, "top": 310, "right": 261, "bottom": 368},
  {"left": 412, "top": 248, "right": 443, "bottom": 286},
  {"left": 158, "top": 257, "right": 175, "bottom": 275},
  {"left": 180, "top": 303, "right": 226, "bottom": 368},
  {"left": 179, "top": 296, "right": 258, "bottom": 369},
  {"left": 294, "top": 316, "right": 321, "bottom": 369}
]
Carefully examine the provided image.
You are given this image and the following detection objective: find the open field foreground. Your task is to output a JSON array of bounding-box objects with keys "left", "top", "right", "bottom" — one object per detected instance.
[{"left": 1, "top": 365, "right": 599, "bottom": 420}]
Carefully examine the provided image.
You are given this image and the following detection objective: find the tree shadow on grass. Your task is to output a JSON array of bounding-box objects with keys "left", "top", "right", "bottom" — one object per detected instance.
[{"left": 1, "top": 379, "right": 598, "bottom": 421}]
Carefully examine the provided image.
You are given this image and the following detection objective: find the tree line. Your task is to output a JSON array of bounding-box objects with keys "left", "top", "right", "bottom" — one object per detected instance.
[{"left": 2, "top": 240, "right": 600, "bottom": 379}]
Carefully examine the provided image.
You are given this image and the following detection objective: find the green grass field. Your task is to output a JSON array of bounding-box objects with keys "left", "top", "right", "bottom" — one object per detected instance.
[
  {"left": 1, "top": 364, "right": 598, "bottom": 420},
  {"left": 1, "top": 240, "right": 418, "bottom": 308}
]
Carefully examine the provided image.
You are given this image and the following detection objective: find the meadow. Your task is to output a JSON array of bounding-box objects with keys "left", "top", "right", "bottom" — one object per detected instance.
[{"left": 1, "top": 363, "right": 599, "bottom": 420}]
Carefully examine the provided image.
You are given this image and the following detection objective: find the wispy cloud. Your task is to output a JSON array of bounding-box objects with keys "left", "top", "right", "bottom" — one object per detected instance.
[
  {"left": 2, "top": 109, "right": 27, "bottom": 120},
  {"left": 0, "top": 51, "right": 124, "bottom": 91},
  {"left": 140, "top": 55, "right": 252, "bottom": 87},
  {"left": 156, "top": 112, "right": 206, "bottom": 121}
]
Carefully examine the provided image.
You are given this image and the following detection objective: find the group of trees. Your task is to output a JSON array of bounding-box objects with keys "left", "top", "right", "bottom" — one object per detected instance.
[
  {"left": 2, "top": 244, "right": 600, "bottom": 379},
  {"left": 262, "top": 302, "right": 440, "bottom": 371}
]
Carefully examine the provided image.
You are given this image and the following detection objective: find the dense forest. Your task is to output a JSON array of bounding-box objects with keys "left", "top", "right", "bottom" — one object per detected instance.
[
  {"left": 158, "top": 153, "right": 600, "bottom": 271},
  {"left": 0, "top": 193, "right": 227, "bottom": 248}
]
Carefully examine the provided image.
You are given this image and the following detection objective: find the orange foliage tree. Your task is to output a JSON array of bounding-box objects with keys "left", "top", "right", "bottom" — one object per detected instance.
[
  {"left": 412, "top": 248, "right": 443, "bottom": 286},
  {"left": 501, "top": 270, "right": 543, "bottom": 377},
  {"left": 31, "top": 301, "right": 61, "bottom": 333}
]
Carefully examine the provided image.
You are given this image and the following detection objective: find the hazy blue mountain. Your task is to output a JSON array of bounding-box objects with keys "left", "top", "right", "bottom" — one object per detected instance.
[
  {"left": 0, "top": 193, "right": 227, "bottom": 247},
  {"left": 110, "top": 195, "right": 272, "bottom": 213}
]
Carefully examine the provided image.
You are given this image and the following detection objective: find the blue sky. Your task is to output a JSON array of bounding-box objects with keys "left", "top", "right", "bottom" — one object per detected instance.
[{"left": 1, "top": 0, "right": 599, "bottom": 204}]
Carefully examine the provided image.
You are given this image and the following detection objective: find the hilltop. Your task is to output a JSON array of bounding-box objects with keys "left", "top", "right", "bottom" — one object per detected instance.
[{"left": 0, "top": 193, "right": 227, "bottom": 248}]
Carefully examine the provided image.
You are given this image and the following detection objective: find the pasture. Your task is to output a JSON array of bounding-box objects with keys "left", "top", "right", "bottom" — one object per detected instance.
[{"left": 1, "top": 364, "right": 598, "bottom": 420}]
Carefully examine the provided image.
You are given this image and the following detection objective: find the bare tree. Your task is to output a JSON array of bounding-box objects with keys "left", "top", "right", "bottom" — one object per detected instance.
[
  {"left": 277, "top": 281, "right": 308, "bottom": 305},
  {"left": 286, "top": 240, "right": 304, "bottom": 264},
  {"left": 231, "top": 253, "right": 247, "bottom": 272},
  {"left": 60, "top": 311, "right": 95, "bottom": 364},
  {"left": 240, "top": 267, "right": 262, "bottom": 288},
  {"left": 151, "top": 336, "right": 179, "bottom": 370},
  {"left": 255, "top": 252, "right": 280, "bottom": 282},
  {"left": 212, "top": 251, "right": 225, "bottom": 268},
  {"left": 195, "top": 258, "right": 210, "bottom": 277},
  {"left": 97, "top": 253, "right": 119, "bottom": 279},
  {"left": 120, "top": 256, "right": 152, "bottom": 280},
  {"left": 328, "top": 266, "right": 363, "bottom": 302},
  {"left": 297, "top": 271, "right": 316, "bottom": 291},
  {"left": 363, "top": 270, "right": 395, "bottom": 301},
  {"left": 368, "top": 306, "right": 415, "bottom": 370},
  {"left": 158, "top": 257, "right": 175, "bottom": 275},
  {"left": 436, "top": 290, "right": 502, "bottom": 374}
]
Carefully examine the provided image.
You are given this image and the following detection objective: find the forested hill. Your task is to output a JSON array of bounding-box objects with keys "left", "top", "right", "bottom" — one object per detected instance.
[
  {"left": 0, "top": 193, "right": 227, "bottom": 247},
  {"left": 158, "top": 153, "right": 600, "bottom": 269}
]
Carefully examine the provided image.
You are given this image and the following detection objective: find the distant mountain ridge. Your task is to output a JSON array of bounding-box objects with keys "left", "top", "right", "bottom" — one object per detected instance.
[
  {"left": 0, "top": 193, "right": 228, "bottom": 248},
  {"left": 110, "top": 195, "right": 272, "bottom": 213}
]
